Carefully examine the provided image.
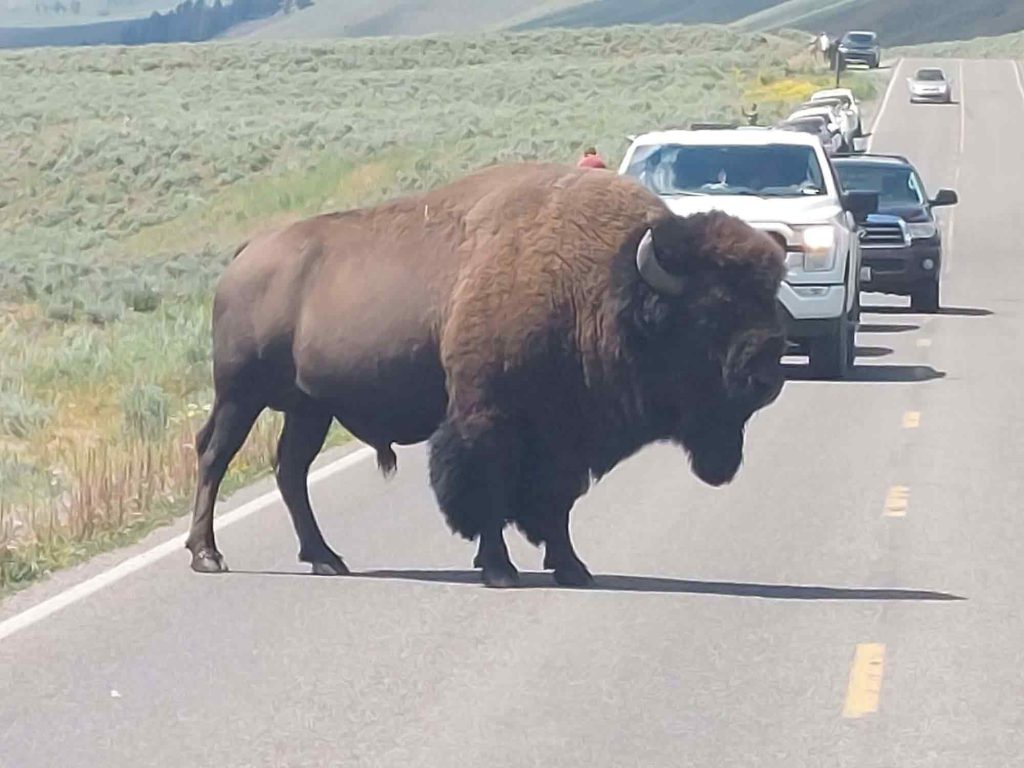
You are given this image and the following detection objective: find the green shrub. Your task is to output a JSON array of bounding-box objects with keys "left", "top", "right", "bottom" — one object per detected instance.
[
  {"left": 122, "top": 383, "right": 169, "bottom": 443},
  {"left": 0, "top": 390, "right": 53, "bottom": 439}
]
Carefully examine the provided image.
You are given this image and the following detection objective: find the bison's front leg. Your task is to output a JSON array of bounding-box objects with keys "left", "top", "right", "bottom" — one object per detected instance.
[
  {"left": 515, "top": 465, "right": 594, "bottom": 588},
  {"left": 428, "top": 418, "right": 520, "bottom": 588}
]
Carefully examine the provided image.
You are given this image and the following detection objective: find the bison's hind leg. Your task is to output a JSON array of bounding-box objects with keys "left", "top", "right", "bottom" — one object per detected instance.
[
  {"left": 186, "top": 396, "right": 264, "bottom": 573},
  {"left": 276, "top": 411, "right": 349, "bottom": 576},
  {"left": 428, "top": 418, "right": 520, "bottom": 588}
]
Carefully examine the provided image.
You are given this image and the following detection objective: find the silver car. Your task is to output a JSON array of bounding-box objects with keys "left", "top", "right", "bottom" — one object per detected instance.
[{"left": 908, "top": 67, "right": 954, "bottom": 104}]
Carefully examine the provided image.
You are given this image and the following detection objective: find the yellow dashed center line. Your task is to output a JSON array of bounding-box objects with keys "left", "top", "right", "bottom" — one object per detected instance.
[
  {"left": 843, "top": 643, "right": 886, "bottom": 718},
  {"left": 884, "top": 486, "right": 910, "bottom": 517},
  {"left": 902, "top": 411, "right": 921, "bottom": 429}
]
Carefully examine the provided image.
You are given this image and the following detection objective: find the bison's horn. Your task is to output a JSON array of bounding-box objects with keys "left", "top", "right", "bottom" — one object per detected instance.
[{"left": 636, "top": 229, "right": 686, "bottom": 296}]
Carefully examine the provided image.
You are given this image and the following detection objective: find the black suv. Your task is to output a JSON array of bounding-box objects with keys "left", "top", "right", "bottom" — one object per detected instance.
[
  {"left": 838, "top": 30, "right": 881, "bottom": 69},
  {"left": 832, "top": 153, "right": 958, "bottom": 312}
]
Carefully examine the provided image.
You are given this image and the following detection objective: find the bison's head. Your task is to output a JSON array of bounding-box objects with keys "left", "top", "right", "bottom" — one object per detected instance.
[{"left": 628, "top": 210, "right": 787, "bottom": 486}]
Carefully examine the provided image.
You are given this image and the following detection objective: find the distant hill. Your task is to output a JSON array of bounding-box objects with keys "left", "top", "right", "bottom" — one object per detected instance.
[
  {"left": 740, "top": 0, "right": 1024, "bottom": 46},
  {"left": 6, "top": 0, "right": 1024, "bottom": 49},
  {"left": 513, "top": 0, "right": 780, "bottom": 31},
  {"left": 237, "top": 0, "right": 1024, "bottom": 47},
  {"left": 522, "top": 0, "right": 1024, "bottom": 47},
  {"left": 235, "top": 0, "right": 588, "bottom": 40}
]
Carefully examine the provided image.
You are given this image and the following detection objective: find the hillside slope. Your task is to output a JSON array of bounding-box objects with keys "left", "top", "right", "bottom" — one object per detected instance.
[
  {"left": 894, "top": 29, "right": 1024, "bottom": 59},
  {"left": 737, "top": 0, "right": 1024, "bottom": 46},
  {"left": 513, "top": 0, "right": 780, "bottom": 31},
  {"left": 237, "top": 0, "right": 586, "bottom": 39}
]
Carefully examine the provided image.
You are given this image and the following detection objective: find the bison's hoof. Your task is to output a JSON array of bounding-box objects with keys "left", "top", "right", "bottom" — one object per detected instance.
[
  {"left": 190, "top": 549, "right": 229, "bottom": 574},
  {"left": 310, "top": 558, "right": 350, "bottom": 577},
  {"left": 482, "top": 565, "right": 520, "bottom": 589},
  {"left": 553, "top": 562, "right": 594, "bottom": 588}
]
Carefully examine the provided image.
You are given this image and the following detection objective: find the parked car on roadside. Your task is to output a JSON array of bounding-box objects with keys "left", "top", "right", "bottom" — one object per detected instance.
[
  {"left": 809, "top": 87, "right": 864, "bottom": 137},
  {"left": 786, "top": 103, "right": 854, "bottom": 151},
  {"left": 838, "top": 30, "right": 881, "bottom": 69},
  {"left": 777, "top": 115, "right": 843, "bottom": 156}
]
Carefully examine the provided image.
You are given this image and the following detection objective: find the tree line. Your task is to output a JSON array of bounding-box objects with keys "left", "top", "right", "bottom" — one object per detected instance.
[
  {"left": 0, "top": 0, "right": 315, "bottom": 49},
  {"left": 119, "top": 0, "right": 312, "bottom": 45}
]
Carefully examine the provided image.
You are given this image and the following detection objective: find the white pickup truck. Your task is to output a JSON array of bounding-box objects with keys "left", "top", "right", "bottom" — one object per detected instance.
[{"left": 618, "top": 127, "right": 878, "bottom": 379}]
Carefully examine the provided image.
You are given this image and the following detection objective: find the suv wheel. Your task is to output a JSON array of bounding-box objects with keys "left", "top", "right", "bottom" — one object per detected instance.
[
  {"left": 808, "top": 316, "right": 853, "bottom": 380},
  {"left": 911, "top": 280, "right": 940, "bottom": 313}
]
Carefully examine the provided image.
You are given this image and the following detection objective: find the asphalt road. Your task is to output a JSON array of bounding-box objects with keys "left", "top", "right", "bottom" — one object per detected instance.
[{"left": 3, "top": 58, "right": 1024, "bottom": 767}]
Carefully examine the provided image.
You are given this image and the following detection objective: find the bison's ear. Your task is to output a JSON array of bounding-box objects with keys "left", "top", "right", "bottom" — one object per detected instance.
[{"left": 635, "top": 228, "right": 687, "bottom": 296}]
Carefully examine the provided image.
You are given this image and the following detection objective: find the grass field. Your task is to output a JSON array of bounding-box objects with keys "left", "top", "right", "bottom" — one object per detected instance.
[
  {"left": 0, "top": 23, "right": 877, "bottom": 592},
  {"left": 895, "top": 30, "right": 1024, "bottom": 59}
]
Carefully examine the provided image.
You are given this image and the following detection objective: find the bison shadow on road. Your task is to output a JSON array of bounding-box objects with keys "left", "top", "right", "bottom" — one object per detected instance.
[
  {"left": 858, "top": 322, "right": 919, "bottom": 334},
  {"left": 864, "top": 305, "right": 993, "bottom": 318},
  {"left": 343, "top": 570, "right": 965, "bottom": 601},
  {"left": 854, "top": 345, "right": 893, "bottom": 358},
  {"left": 783, "top": 363, "right": 945, "bottom": 383}
]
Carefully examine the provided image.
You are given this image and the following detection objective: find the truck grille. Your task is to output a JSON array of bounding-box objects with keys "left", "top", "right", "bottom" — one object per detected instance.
[{"left": 860, "top": 217, "right": 909, "bottom": 249}]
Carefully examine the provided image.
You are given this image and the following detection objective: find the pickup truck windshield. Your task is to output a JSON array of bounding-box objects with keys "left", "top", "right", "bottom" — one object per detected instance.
[
  {"left": 623, "top": 143, "right": 826, "bottom": 198},
  {"left": 835, "top": 163, "right": 925, "bottom": 205}
]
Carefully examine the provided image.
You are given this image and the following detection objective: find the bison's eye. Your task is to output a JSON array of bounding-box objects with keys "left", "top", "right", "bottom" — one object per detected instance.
[{"left": 725, "top": 335, "right": 786, "bottom": 406}]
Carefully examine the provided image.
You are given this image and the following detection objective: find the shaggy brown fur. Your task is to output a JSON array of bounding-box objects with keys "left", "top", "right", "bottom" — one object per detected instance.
[{"left": 184, "top": 162, "right": 786, "bottom": 587}]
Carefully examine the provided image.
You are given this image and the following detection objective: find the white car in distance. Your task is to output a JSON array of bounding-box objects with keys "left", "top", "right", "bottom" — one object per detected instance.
[
  {"left": 618, "top": 127, "right": 878, "bottom": 379},
  {"left": 907, "top": 67, "right": 954, "bottom": 104}
]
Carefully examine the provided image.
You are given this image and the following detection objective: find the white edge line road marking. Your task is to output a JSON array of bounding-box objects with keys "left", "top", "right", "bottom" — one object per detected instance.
[
  {"left": 0, "top": 445, "right": 376, "bottom": 644},
  {"left": 958, "top": 60, "right": 966, "bottom": 157},
  {"left": 1013, "top": 59, "right": 1024, "bottom": 103},
  {"left": 867, "top": 57, "right": 904, "bottom": 152},
  {"left": 947, "top": 60, "right": 966, "bottom": 276}
]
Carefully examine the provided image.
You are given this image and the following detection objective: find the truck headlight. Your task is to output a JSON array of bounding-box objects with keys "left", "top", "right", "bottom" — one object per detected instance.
[
  {"left": 907, "top": 221, "right": 937, "bottom": 239},
  {"left": 800, "top": 225, "right": 837, "bottom": 271}
]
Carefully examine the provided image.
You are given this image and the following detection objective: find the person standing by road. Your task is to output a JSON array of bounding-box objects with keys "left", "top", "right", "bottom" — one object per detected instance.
[
  {"left": 817, "top": 32, "right": 831, "bottom": 63},
  {"left": 577, "top": 146, "right": 607, "bottom": 169}
]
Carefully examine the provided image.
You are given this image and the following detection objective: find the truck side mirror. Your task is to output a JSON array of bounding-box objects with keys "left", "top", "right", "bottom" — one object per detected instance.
[{"left": 930, "top": 188, "right": 958, "bottom": 207}]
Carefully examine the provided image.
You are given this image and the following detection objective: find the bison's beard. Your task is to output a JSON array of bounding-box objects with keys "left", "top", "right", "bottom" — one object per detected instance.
[{"left": 680, "top": 420, "right": 745, "bottom": 487}]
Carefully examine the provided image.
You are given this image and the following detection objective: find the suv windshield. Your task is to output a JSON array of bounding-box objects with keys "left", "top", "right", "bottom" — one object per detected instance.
[
  {"left": 844, "top": 32, "right": 875, "bottom": 45},
  {"left": 916, "top": 69, "right": 946, "bottom": 81},
  {"left": 623, "top": 143, "right": 827, "bottom": 198},
  {"left": 835, "top": 163, "right": 925, "bottom": 205}
]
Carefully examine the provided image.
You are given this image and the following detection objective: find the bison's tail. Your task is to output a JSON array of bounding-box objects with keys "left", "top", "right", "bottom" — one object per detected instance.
[{"left": 376, "top": 445, "right": 398, "bottom": 479}]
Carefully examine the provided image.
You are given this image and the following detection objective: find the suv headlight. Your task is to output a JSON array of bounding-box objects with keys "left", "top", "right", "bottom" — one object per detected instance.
[
  {"left": 799, "top": 225, "right": 837, "bottom": 271},
  {"left": 907, "top": 221, "right": 937, "bottom": 239}
]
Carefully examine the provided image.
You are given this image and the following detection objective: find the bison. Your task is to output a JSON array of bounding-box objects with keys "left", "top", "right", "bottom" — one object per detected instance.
[{"left": 185, "top": 162, "right": 786, "bottom": 588}]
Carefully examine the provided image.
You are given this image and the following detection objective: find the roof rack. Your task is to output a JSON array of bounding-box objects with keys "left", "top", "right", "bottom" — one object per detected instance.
[
  {"left": 690, "top": 122, "right": 739, "bottom": 130},
  {"left": 832, "top": 151, "right": 912, "bottom": 163}
]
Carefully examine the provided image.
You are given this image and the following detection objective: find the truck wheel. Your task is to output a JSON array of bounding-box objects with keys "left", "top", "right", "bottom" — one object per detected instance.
[
  {"left": 808, "top": 317, "right": 853, "bottom": 380},
  {"left": 911, "top": 281, "right": 940, "bottom": 313}
]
